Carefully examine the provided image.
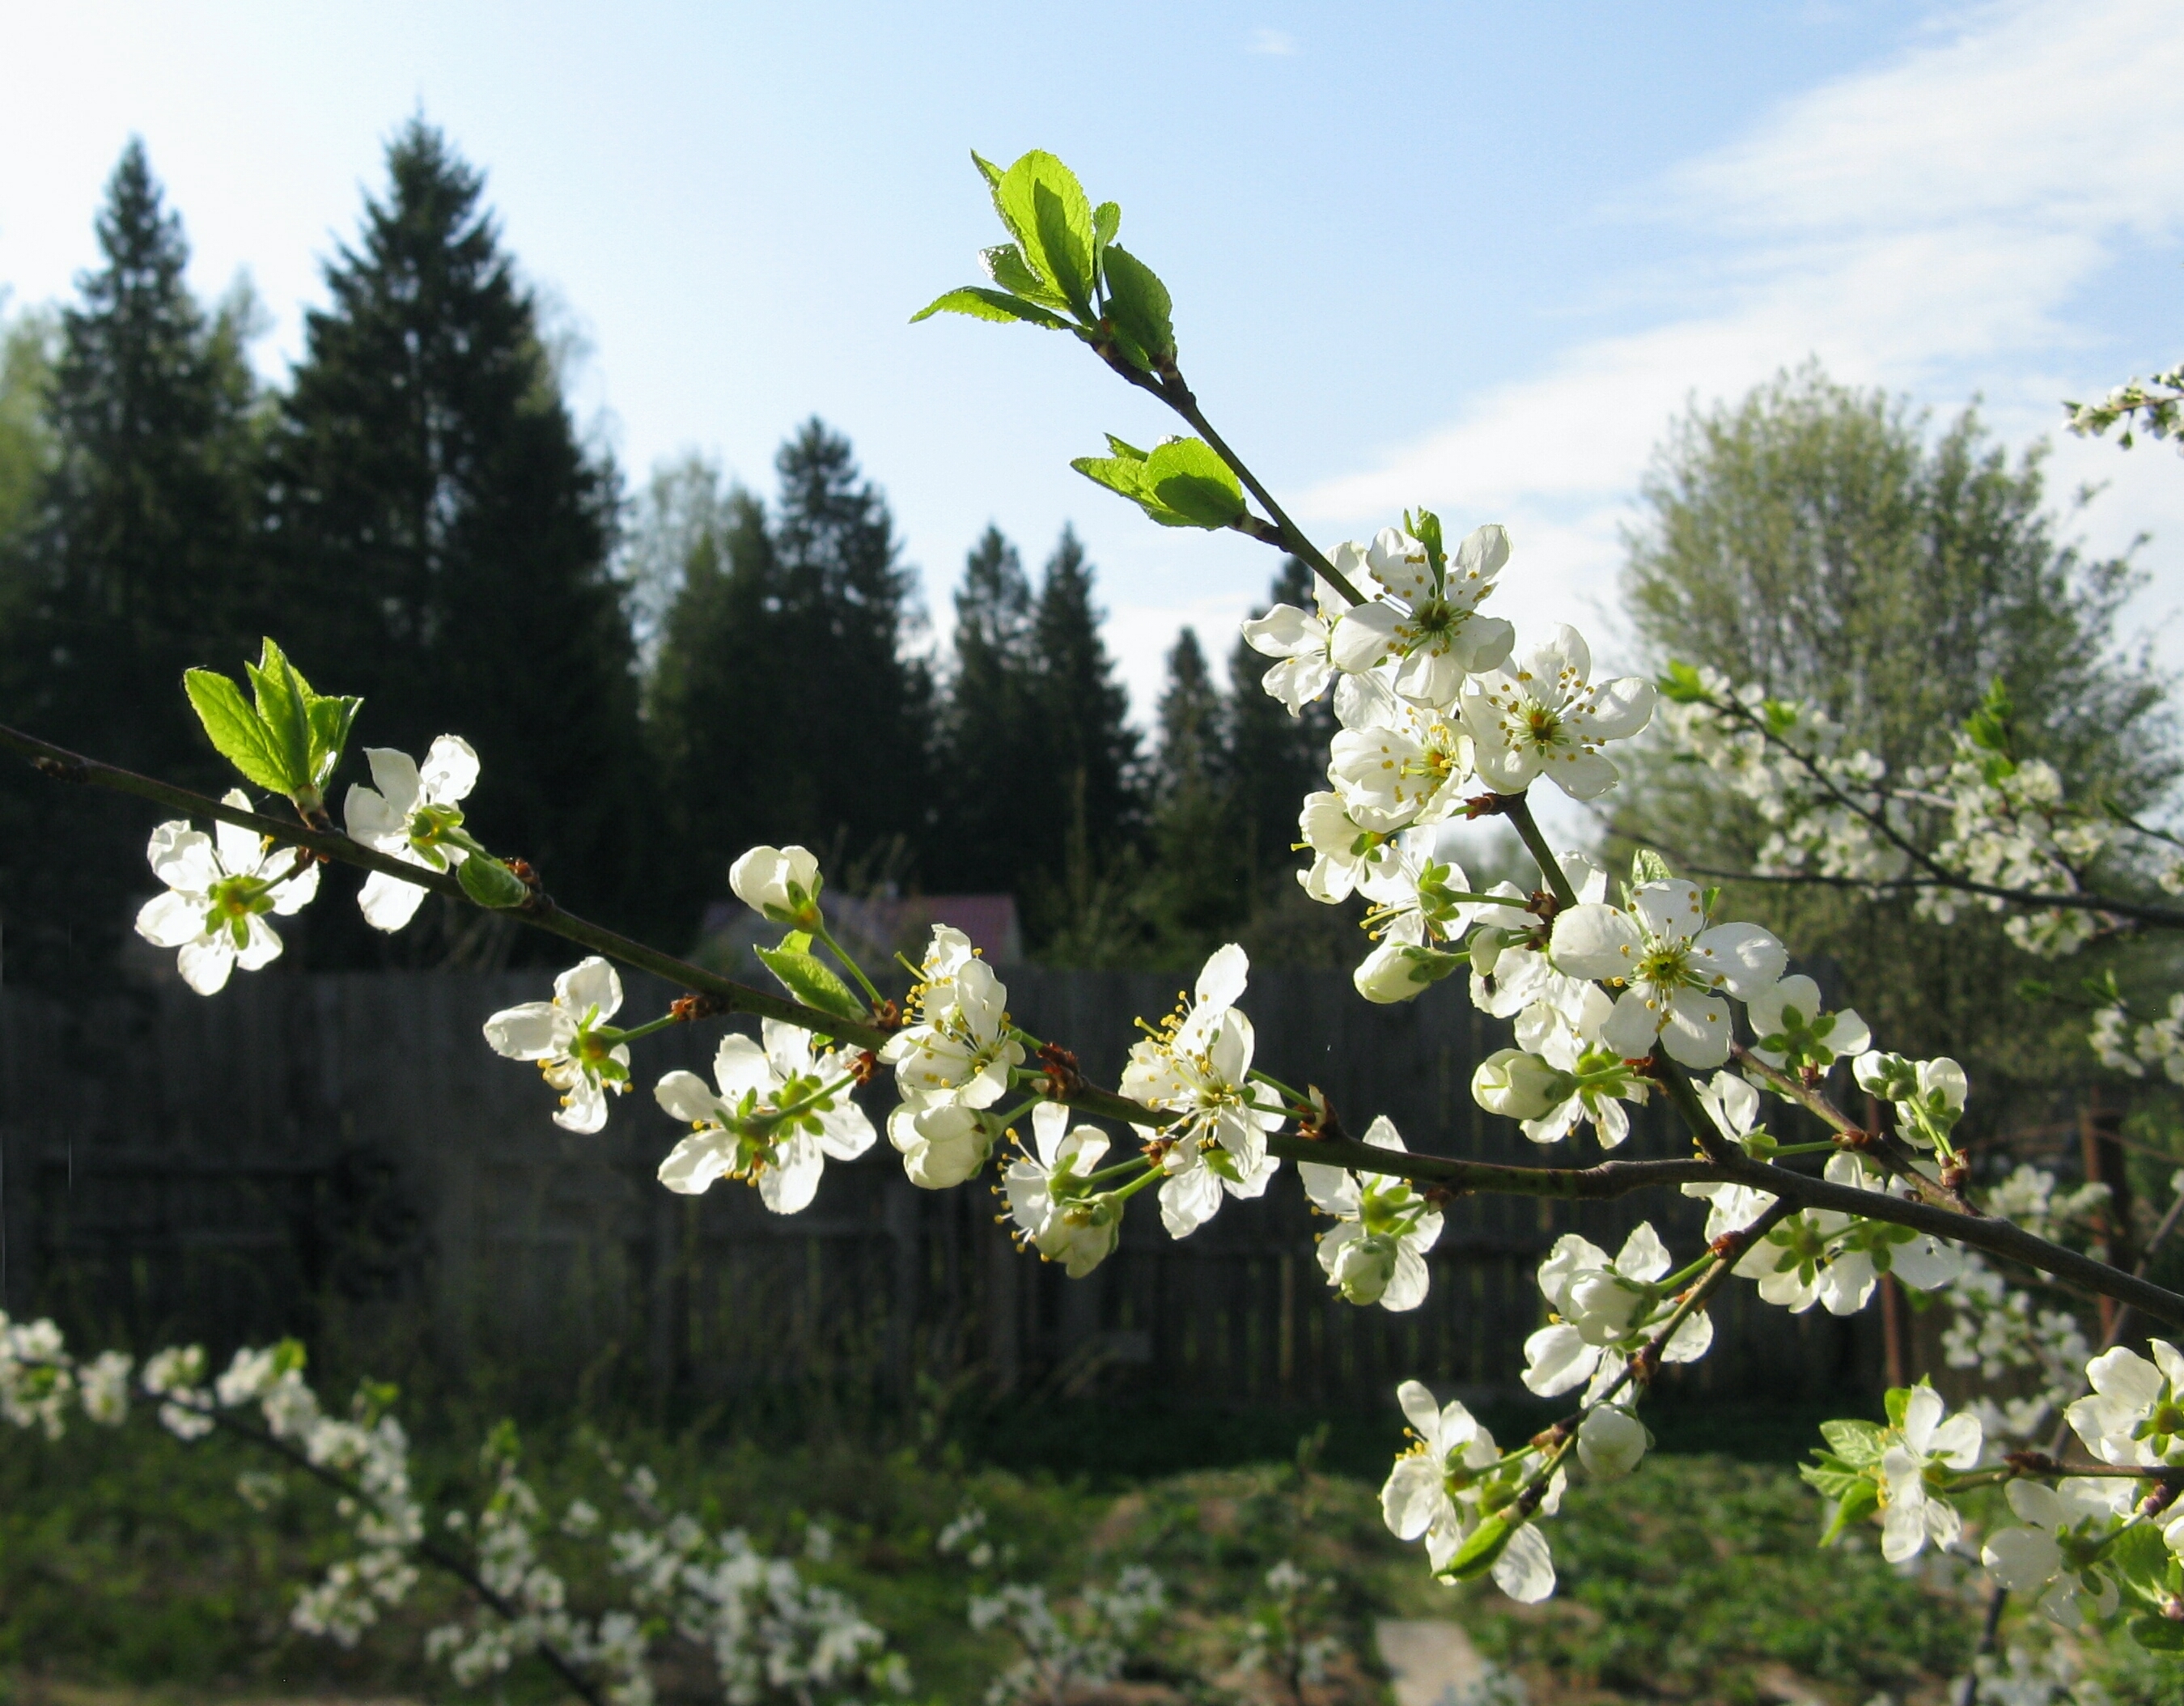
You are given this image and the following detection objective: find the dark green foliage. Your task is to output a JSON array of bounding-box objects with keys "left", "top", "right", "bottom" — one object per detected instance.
[
  {"left": 0, "top": 140, "right": 266, "bottom": 983},
  {"left": 266, "top": 120, "right": 642, "bottom": 959},
  {"left": 645, "top": 422, "right": 933, "bottom": 935},
  {"left": 1614, "top": 363, "right": 2178, "bottom": 1093},
  {"left": 933, "top": 525, "right": 1041, "bottom": 892}
]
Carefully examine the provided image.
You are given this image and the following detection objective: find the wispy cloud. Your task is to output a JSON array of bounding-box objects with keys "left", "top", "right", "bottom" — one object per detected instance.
[
  {"left": 1297, "top": 0, "right": 2184, "bottom": 664},
  {"left": 1247, "top": 28, "right": 1297, "bottom": 57}
]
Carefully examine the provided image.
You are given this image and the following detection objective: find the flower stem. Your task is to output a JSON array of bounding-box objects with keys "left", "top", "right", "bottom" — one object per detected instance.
[
  {"left": 1498, "top": 793, "right": 1577, "bottom": 910},
  {"left": 811, "top": 921, "right": 884, "bottom": 1007}
]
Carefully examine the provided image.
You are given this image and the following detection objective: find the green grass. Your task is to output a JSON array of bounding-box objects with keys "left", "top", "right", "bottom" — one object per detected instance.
[{"left": 6, "top": 1409, "right": 2184, "bottom": 1704}]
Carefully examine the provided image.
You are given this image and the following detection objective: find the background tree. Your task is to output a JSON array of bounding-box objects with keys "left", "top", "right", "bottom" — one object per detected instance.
[
  {"left": 1017, "top": 526, "right": 1143, "bottom": 950},
  {"left": 934, "top": 525, "right": 1040, "bottom": 893},
  {"left": 268, "top": 120, "right": 642, "bottom": 961},
  {"left": 0, "top": 141, "right": 265, "bottom": 982},
  {"left": 1614, "top": 362, "right": 2176, "bottom": 1092}
]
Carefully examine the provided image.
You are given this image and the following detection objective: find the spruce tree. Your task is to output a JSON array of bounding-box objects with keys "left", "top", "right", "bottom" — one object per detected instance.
[
  {"left": 764, "top": 420, "right": 934, "bottom": 867},
  {"left": 1146, "top": 626, "right": 1246, "bottom": 945},
  {"left": 0, "top": 140, "right": 262, "bottom": 980},
  {"left": 1025, "top": 526, "right": 1141, "bottom": 918},
  {"left": 268, "top": 120, "right": 640, "bottom": 957},
  {"left": 936, "top": 525, "right": 1037, "bottom": 891},
  {"left": 644, "top": 480, "right": 780, "bottom": 932}
]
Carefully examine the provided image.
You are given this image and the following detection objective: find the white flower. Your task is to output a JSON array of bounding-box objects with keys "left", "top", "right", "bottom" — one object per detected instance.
[
  {"left": 1298, "top": 1116, "right": 1443, "bottom": 1310},
  {"left": 134, "top": 791, "right": 322, "bottom": 995},
  {"left": 1326, "top": 699, "right": 1476, "bottom": 831},
  {"left": 1003, "top": 1104, "right": 1121, "bottom": 1278},
  {"left": 1980, "top": 1479, "right": 2128, "bottom": 1627},
  {"left": 1879, "top": 1385, "right": 1983, "bottom": 1563},
  {"left": 1576, "top": 1406, "right": 1648, "bottom": 1479},
  {"left": 1359, "top": 820, "right": 1484, "bottom": 949},
  {"left": 1508, "top": 989, "right": 1645, "bottom": 1149},
  {"left": 1460, "top": 626, "right": 1656, "bottom": 800},
  {"left": 342, "top": 736, "right": 481, "bottom": 932},
  {"left": 1120, "top": 947, "right": 1282, "bottom": 1237},
  {"left": 1296, "top": 791, "right": 1393, "bottom": 903},
  {"left": 1467, "top": 855, "right": 1609, "bottom": 1021},
  {"left": 880, "top": 930, "right": 1024, "bottom": 1110},
  {"left": 654, "top": 1022, "right": 875, "bottom": 1213},
  {"left": 888, "top": 1099, "right": 997, "bottom": 1189},
  {"left": 2067, "top": 1341, "right": 2184, "bottom": 1467},
  {"left": 1743, "top": 975, "right": 1869, "bottom": 1071},
  {"left": 1329, "top": 525, "right": 1516, "bottom": 710},
  {"left": 482, "top": 957, "right": 631, "bottom": 1133},
  {"left": 1549, "top": 880, "right": 1786, "bottom": 1068},
  {"left": 1240, "top": 574, "right": 1346, "bottom": 714},
  {"left": 1852, "top": 1052, "right": 1968, "bottom": 1151},
  {"left": 1380, "top": 1379, "right": 1560, "bottom": 1602},
  {"left": 728, "top": 844, "right": 825, "bottom": 927},
  {"left": 77, "top": 1350, "right": 133, "bottom": 1426},
  {"left": 1521, "top": 1225, "right": 1714, "bottom": 1400}
]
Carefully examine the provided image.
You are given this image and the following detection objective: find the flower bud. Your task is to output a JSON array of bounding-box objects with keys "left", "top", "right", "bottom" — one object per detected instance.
[
  {"left": 1472, "top": 1049, "right": 1575, "bottom": 1122},
  {"left": 1328, "top": 1233, "right": 1400, "bottom": 1305},
  {"left": 729, "top": 844, "right": 824, "bottom": 926},
  {"left": 1355, "top": 940, "right": 1464, "bottom": 1005},
  {"left": 1576, "top": 1405, "right": 1648, "bottom": 1478}
]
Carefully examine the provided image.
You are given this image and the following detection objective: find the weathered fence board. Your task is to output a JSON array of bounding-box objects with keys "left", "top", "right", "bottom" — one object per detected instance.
[{"left": 0, "top": 968, "right": 1879, "bottom": 1414}]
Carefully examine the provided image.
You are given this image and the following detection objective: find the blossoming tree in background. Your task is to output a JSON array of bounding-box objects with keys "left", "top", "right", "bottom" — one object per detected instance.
[{"left": 6, "top": 149, "right": 2184, "bottom": 1700}]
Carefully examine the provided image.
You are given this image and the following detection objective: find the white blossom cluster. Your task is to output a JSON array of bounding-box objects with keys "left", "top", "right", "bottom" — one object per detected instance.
[
  {"left": 968, "top": 1568, "right": 1167, "bottom": 1706},
  {"left": 0, "top": 1313, "right": 909, "bottom": 1704}
]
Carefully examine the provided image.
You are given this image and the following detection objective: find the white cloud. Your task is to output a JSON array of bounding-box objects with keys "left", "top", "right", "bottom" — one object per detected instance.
[
  {"left": 1247, "top": 28, "right": 1297, "bottom": 57},
  {"left": 1296, "top": 0, "right": 2184, "bottom": 668}
]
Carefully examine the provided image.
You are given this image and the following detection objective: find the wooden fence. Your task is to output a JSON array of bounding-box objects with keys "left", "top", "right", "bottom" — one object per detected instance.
[{"left": 0, "top": 968, "right": 1880, "bottom": 1417}]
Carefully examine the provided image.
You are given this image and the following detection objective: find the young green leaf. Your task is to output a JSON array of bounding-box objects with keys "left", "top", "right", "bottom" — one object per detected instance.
[
  {"left": 2128, "top": 1614, "right": 2184, "bottom": 1653},
  {"left": 244, "top": 639, "right": 314, "bottom": 797},
  {"left": 1630, "top": 848, "right": 1674, "bottom": 886},
  {"left": 1092, "top": 200, "right": 1120, "bottom": 253},
  {"left": 307, "top": 694, "right": 363, "bottom": 788},
  {"left": 1883, "top": 1386, "right": 1913, "bottom": 1432},
  {"left": 910, "top": 287, "right": 1071, "bottom": 329},
  {"left": 997, "top": 151, "right": 1096, "bottom": 318},
  {"left": 757, "top": 942, "right": 867, "bottom": 1022},
  {"left": 1818, "top": 1479, "right": 1879, "bottom": 1546},
  {"left": 1658, "top": 660, "right": 1709, "bottom": 703},
  {"left": 1100, "top": 244, "right": 1176, "bottom": 370},
  {"left": 979, "top": 244, "right": 1071, "bottom": 308},
  {"left": 970, "top": 149, "right": 1005, "bottom": 191},
  {"left": 1817, "top": 1419, "right": 1887, "bottom": 1466},
  {"left": 2110, "top": 1520, "right": 2174, "bottom": 1598},
  {"left": 1142, "top": 436, "right": 1245, "bottom": 528},
  {"left": 184, "top": 668, "right": 295, "bottom": 792}
]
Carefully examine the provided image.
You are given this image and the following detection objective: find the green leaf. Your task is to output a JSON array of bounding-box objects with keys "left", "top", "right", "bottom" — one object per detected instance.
[
  {"left": 1819, "top": 1479, "right": 1878, "bottom": 1546},
  {"left": 1100, "top": 244, "right": 1175, "bottom": 370},
  {"left": 978, "top": 244, "right": 1070, "bottom": 308},
  {"left": 184, "top": 668, "right": 296, "bottom": 792},
  {"left": 1883, "top": 1386, "right": 1913, "bottom": 1432},
  {"left": 1817, "top": 1420, "right": 1887, "bottom": 1466},
  {"left": 307, "top": 694, "right": 363, "bottom": 788},
  {"left": 1092, "top": 200, "right": 1120, "bottom": 253},
  {"left": 2129, "top": 1614, "right": 2184, "bottom": 1653},
  {"left": 1142, "top": 437, "right": 1245, "bottom": 528},
  {"left": 910, "top": 287, "right": 1071, "bottom": 329},
  {"left": 1658, "top": 660, "right": 1708, "bottom": 703},
  {"left": 244, "top": 639, "right": 313, "bottom": 795},
  {"left": 970, "top": 149, "right": 1005, "bottom": 191},
  {"left": 757, "top": 943, "right": 867, "bottom": 1022},
  {"left": 1630, "top": 849, "right": 1673, "bottom": 887},
  {"left": 996, "top": 151, "right": 1096, "bottom": 317},
  {"left": 1439, "top": 1514, "right": 1515, "bottom": 1581},
  {"left": 2111, "top": 1521, "right": 2174, "bottom": 1597},
  {"left": 459, "top": 855, "right": 529, "bottom": 909}
]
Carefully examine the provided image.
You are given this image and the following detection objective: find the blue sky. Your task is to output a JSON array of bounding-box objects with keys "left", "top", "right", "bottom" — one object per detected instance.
[{"left": 3, "top": 0, "right": 2180, "bottom": 730}]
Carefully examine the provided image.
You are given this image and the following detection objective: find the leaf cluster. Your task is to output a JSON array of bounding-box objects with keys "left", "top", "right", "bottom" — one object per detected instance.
[{"left": 183, "top": 637, "right": 359, "bottom": 811}]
